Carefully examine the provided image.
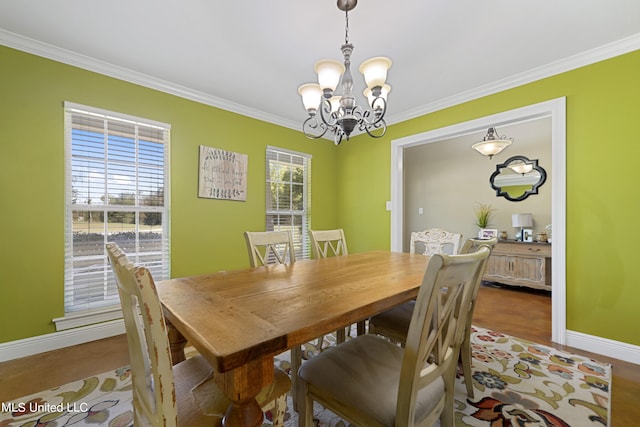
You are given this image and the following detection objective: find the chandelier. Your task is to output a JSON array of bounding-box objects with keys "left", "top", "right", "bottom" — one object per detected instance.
[
  {"left": 297, "top": 0, "right": 392, "bottom": 145},
  {"left": 472, "top": 127, "right": 513, "bottom": 159}
]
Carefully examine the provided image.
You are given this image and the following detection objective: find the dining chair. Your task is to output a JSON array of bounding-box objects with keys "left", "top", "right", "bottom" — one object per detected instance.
[
  {"left": 297, "top": 247, "right": 491, "bottom": 427},
  {"left": 457, "top": 237, "right": 497, "bottom": 397},
  {"left": 106, "top": 242, "right": 290, "bottom": 427},
  {"left": 243, "top": 230, "right": 304, "bottom": 408},
  {"left": 309, "top": 229, "right": 364, "bottom": 348},
  {"left": 410, "top": 228, "right": 463, "bottom": 256},
  {"left": 244, "top": 230, "right": 296, "bottom": 267},
  {"left": 368, "top": 238, "right": 495, "bottom": 398}
]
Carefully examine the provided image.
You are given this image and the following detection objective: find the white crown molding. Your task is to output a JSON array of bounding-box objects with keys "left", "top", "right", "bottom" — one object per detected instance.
[
  {"left": 386, "top": 33, "right": 640, "bottom": 126},
  {"left": 0, "top": 28, "right": 301, "bottom": 132},
  {"left": 3, "top": 29, "right": 639, "bottom": 133}
]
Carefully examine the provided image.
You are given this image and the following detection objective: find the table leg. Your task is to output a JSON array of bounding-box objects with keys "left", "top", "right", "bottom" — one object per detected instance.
[
  {"left": 165, "top": 319, "right": 187, "bottom": 366},
  {"left": 216, "top": 356, "right": 274, "bottom": 427}
]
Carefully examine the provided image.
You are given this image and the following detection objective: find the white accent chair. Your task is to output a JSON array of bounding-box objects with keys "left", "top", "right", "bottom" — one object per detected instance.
[
  {"left": 106, "top": 242, "right": 290, "bottom": 427},
  {"left": 297, "top": 247, "right": 491, "bottom": 427},
  {"left": 409, "top": 228, "right": 463, "bottom": 256}
]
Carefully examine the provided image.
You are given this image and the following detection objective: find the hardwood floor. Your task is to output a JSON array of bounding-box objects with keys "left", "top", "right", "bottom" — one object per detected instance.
[{"left": 1, "top": 284, "right": 639, "bottom": 425}]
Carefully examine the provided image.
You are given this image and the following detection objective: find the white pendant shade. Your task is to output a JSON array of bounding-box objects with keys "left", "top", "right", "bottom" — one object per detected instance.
[
  {"left": 472, "top": 139, "right": 512, "bottom": 157},
  {"left": 315, "top": 59, "right": 345, "bottom": 91},
  {"left": 359, "top": 56, "right": 392, "bottom": 89},
  {"left": 298, "top": 83, "right": 322, "bottom": 111}
]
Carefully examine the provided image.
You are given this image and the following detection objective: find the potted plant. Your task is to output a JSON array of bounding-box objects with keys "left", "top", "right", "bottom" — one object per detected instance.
[{"left": 474, "top": 203, "right": 496, "bottom": 238}]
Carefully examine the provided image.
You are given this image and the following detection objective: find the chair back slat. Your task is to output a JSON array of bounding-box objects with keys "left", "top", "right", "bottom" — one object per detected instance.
[
  {"left": 244, "top": 231, "right": 296, "bottom": 267},
  {"left": 310, "top": 229, "right": 348, "bottom": 258}
]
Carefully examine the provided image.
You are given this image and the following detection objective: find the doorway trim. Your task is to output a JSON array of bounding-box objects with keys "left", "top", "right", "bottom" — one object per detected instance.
[{"left": 390, "top": 97, "right": 566, "bottom": 344}]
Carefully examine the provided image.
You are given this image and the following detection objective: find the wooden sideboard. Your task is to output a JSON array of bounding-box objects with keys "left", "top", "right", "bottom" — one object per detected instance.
[{"left": 483, "top": 241, "right": 551, "bottom": 291}]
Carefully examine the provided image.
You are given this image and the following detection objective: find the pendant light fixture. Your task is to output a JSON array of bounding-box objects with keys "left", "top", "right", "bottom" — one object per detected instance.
[
  {"left": 298, "top": 0, "right": 392, "bottom": 145},
  {"left": 472, "top": 127, "right": 513, "bottom": 159}
]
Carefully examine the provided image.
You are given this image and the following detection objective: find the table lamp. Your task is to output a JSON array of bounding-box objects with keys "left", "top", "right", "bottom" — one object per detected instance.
[{"left": 512, "top": 213, "right": 533, "bottom": 241}]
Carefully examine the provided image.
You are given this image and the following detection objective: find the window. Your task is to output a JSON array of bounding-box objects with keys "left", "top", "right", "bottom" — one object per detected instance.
[
  {"left": 58, "top": 102, "right": 170, "bottom": 328},
  {"left": 266, "top": 146, "right": 311, "bottom": 260}
]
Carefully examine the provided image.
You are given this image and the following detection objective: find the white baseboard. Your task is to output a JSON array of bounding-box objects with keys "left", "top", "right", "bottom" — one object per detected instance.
[
  {"left": 565, "top": 329, "right": 640, "bottom": 366},
  {"left": 0, "top": 320, "right": 125, "bottom": 363}
]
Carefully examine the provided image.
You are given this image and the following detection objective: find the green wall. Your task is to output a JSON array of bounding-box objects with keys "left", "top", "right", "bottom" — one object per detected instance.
[
  {"left": 0, "top": 46, "right": 338, "bottom": 342},
  {"left": 2, "top": 44, "right": 639, "bottom": 349},
  {"left": 340, "top": 49, "right": 640, "bottom": 346}
]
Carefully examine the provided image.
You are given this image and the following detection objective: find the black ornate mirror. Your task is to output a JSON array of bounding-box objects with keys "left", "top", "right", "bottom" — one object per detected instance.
[{"left": 490, "top": 155, "right": 547, "bottom": 202}]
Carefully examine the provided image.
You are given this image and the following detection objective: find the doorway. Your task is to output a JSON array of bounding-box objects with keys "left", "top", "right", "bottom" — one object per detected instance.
[{"left": 389, "top": 97, "right": 566, "bottom": 344}]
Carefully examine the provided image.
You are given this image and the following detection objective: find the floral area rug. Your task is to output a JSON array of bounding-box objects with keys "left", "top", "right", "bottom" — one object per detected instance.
[{"left": 0, "top": 326, "right": 610, "bottom": 427}]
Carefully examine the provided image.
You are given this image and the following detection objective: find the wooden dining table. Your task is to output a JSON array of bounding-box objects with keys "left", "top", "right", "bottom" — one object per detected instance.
[{"left": 156, "top": 250, "right": 430, "bottom": 427}]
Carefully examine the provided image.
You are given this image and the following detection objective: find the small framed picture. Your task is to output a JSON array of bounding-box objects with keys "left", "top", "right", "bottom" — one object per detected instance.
[
  {"left": 523, "top": 229, "right": 534, "bottom": 242},
  {"left": 478, "top": 228, "right": 498, "bottom": 239}
]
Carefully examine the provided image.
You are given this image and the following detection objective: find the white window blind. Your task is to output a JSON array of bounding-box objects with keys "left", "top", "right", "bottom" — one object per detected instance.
[
  {"left": 62, "top": 102, "right": 170, "bottom": 319},
  {"left": 266, "top": 146, "right": 311, "bottom": 260}
]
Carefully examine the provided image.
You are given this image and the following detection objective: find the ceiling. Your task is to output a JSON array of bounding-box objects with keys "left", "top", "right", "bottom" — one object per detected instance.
[{"left": 1, "top": 0, "right": 639, "bottom": 133}]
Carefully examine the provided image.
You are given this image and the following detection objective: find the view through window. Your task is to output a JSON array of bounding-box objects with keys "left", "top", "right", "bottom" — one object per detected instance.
[
  {"left": 62, "top": 102, "right": 170, "bottom": 320},
  {"left": 266, "top": 146, "right": 311, "bottom": 260}
]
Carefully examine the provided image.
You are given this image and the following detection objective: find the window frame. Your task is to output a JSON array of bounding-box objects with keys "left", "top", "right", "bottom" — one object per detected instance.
[
  {"left": 55, "top": 102, "right": 170, "bottom": 330},
  {"left": 265, "top": 146, "right": 312, "bottom": 261}
]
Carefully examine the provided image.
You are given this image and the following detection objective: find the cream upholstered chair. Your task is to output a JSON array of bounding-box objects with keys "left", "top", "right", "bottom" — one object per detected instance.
[
  {"left": 298, "top": 247, "right": 491, "bottom": 427},
  {"left": 410, "top": 228, "right": 463, "bottom": 256},
  {"left": 106, "top": 243, "right": 290, "bottom": 427},
  {"left": 368, "top": 238, "right": 496, "bottom": 398},
  {"left": 309, "top": 229, "right": 363, "bottom": 347},
  {"left": 244, "top": 230, "right": 296, "bottom": 267}
]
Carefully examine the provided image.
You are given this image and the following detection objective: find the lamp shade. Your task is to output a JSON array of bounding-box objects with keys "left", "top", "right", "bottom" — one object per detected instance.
[
  {"left": 472, "top": 127, "right": 513, "bottom": 158},
  {"left": 315, "top": 59, "right": 345, "bottom": 91},
  {"left": 359, "top": 56, "right": 392, "bottom": 89},
  {"left": 512, "top": 213, "right": 533, "bottom": 228},
  {"left": 298, "top": 83, "right": 322, "bottom": 111}
]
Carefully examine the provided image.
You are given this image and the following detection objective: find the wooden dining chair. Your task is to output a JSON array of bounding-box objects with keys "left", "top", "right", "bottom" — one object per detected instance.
[
  {"left": 106, "top": 242, "right": 290, "bottom": 427},
  {"left": 410, "top": 228, "right": 463, "bottom": 256},
  {"left": 244, "top": 230, "right": 296, "bottom": 267},
  {"left": 309, "top": 229, "right": 363, "bottom": 348},
  {"left": 368, "top": 238, "right": 495, "bottom": 398},
  {"left": 297, "top": 247, "right": 491, "bottom": 427},
  {"left": 457, "top": 237, "right": 497, "bottom": 397}
]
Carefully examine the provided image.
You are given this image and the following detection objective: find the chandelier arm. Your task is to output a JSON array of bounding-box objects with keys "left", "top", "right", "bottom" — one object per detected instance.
[
  {"left": 302, "top": 115, "right": 330, "bottom": 140},
  {"left": 359, "top": 96, "right": 387, "bottom": 127},
  {"left": 318, "top": 98, "right": 339, "bottom": 127},
  {"left": 362, "top": 118, "right": 387, "bottom": 138}
]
